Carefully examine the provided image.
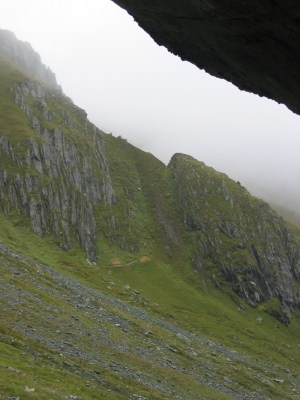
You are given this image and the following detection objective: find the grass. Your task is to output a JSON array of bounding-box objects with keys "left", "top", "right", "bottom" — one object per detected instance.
[
  {"left": 0, "top": 234, "right": 235, "bottom": 399},
  {"left": 1, "top": 47, "right": 300, "bottom": 399},
  {"left": 167, "top": 154, "right": 300, "bottom": 316},
  {"left": 1, "top": 205, "right": 300, "bottom": 400},
  {"left": 110, "top": 259, "right": 300, "bottom": 364},
  {"left": 286, "top": 220, "right": 300, "bottom": 243},
  {"left": 0, "top": 204, "right": 299, "bottom": 399},
  {"left": 0, "top": 341, "right": 232, "bottom": 400},
  {"left": 0, "top": 210, "right": 300, "bottom": 399}
]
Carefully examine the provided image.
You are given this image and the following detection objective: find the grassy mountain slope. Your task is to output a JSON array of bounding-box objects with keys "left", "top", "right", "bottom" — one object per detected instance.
[
  {"left": 1, "top": 31, "right": 300, "bottom": 399},
  {"left": 169, "top": 154, "right": 300, "bottom": 322},
  {"left": 0, "top": 218, "right": 300, "bottom": 399}
]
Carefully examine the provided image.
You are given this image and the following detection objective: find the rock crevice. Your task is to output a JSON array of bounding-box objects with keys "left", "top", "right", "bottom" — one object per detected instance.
[{"left": 0, "top": 80, "right": 115, "bottom": 261}]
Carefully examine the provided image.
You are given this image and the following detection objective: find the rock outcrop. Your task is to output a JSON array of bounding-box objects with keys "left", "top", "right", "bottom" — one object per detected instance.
[
  {"left": 169, "top": 154, "right": 300, "bottom": 321},
  {"left": 1, "top": 30, "right": 299, "bottom": 321},
  {"left": 0, "top": 78, "right": 115, "bottom": 261},
  {"left": 0, "top": 29, "right": 60, "bottom": 90},
  {"left": 112, "top": 0, "right": 300, "bottom": 115}
]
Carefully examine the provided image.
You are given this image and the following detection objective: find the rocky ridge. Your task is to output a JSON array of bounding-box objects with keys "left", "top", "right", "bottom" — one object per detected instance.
[
  {"left": 0, "top": 75, "right": 115, "bottom": 261},
  {"left": 169, "top": 154, "right": 300, "bottom": 321},
  {"left": 0, "top": 30, "right": 300, "bottom": 321},
  {"left": 0, "top": 29, "right": 60, "bottom": 91}
]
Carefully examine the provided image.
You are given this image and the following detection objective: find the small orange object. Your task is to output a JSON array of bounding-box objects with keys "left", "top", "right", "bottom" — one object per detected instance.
[
  {"left": 140, "top": 256, "right": 151, "bottom": 263},
  {"left": 111, "top": 258, "right": 121, "bottom": 266}
]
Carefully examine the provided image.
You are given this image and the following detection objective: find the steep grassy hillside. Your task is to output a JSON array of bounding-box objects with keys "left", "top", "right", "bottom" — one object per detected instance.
[
  {"left": 1, "top": 30, "right": 300, "bottom": 399},
  {"left": 0, "top": 51, "right": 181, "bottom": 265},
  {"left": 1, "top": 46, "right": 299, "bottom": 315},
  {"left": 168, "top": 154, "right": 300, "bottom": 322},
  {"left": 0, "top": 219, "right": 300, "bottom": 399}
]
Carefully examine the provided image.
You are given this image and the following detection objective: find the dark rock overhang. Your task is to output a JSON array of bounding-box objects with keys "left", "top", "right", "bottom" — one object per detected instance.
[{"left": 112, "top": 0, "right": 300, "bottom": 115}]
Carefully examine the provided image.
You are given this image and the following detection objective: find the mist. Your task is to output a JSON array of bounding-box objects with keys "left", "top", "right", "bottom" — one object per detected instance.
[{"left": 2, "top": 0, "right": 300, "bottom": 216}]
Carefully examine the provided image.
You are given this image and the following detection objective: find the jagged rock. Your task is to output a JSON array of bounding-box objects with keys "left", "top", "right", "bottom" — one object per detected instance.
[
  {"left": 0, "top": 29, "right": 60, "bottom": 90},
  {"left": 0, "top": 30, "right": 299, "bottom": 321},
  {"left": 169, "top": 153, "right": 300, "bottom": 319},
  {"left": 112, "top": 1, "right": 300, "bottom": 115},
  {"left": 0, "top": 79, "right": 116, "bottom": 261}
]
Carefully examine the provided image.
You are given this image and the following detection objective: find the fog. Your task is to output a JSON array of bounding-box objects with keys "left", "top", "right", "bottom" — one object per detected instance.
[{"left": 2, "top": 0, "right": 300, "bottom": 215}]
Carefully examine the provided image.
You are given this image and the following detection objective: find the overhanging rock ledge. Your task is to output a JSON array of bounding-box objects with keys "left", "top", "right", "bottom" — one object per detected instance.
[{"left": 112, "top": 0, "right": 300, "bottom": 115}]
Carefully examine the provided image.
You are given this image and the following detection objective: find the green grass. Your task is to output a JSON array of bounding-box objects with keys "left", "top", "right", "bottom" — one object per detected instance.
[
  {"left": 286, "top": 220, "right": 300, "bottom": 243},
  {"left": 0, "top": 202, "right": 300, "bottom": 399},
  {"left": 0, "top": 230, "right": 235, "bottom": 399},
  {"left": 1, "top": 208, "right": 300, "bottom": 364},
  {"left": 0, "top": 342, "right": 114, "bottom": 400},
  {"left": 1, "top": 47, "right": 300, "bottom": 399},
  {"left": 0, "top": 341, "right": 232, "bottom": 400}
]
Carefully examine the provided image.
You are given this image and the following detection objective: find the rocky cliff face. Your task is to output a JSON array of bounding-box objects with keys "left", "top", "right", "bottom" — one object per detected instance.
[
  {"left": 0, "top": 76, "right": 115, "bottom": 261},
  {"left": 169, "top": 154, "right": 300, "bottom": 322},
  {"left": 0, "top": 31, "right": 117, "bottom": 260},
  {"left": 0, "top": 29, "right": 60, "bottom": 90},
  {"left": 112, "top": 0, "right": 300, "bottom": 115},
  {"left": 0, "top": 30, "right": 299, "bottom": 322}
]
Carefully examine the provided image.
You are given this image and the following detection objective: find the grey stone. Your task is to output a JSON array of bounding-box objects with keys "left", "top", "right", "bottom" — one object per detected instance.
[{"left": 0, "top": 29, "right": 61, "bottom": 90}]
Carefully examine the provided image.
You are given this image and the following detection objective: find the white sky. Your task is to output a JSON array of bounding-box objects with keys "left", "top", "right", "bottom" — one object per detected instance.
[{"left": 1, "top": 0, "right": 300, "bottom": 213}]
